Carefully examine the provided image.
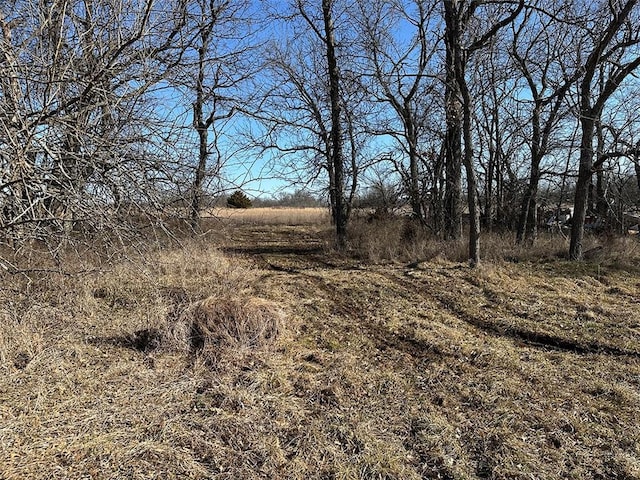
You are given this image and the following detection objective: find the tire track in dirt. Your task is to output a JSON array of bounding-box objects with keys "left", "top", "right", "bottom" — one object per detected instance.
[
  {"left": 225, "top": 221, "right": 640, "bottom": 359},
  {"left": 257, "top": 258, "right": 451, "bottom": 363},
  {"left": 384, "top": 268, "right": 640, "bottom": 357},
  {"left": 260, "top": 256, "right": 639, "bottom": 358}
]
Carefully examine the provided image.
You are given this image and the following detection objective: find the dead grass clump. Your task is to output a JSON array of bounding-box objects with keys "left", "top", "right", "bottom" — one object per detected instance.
[{"left": 170, "top": 296, "right": 284, "bottom": 361}]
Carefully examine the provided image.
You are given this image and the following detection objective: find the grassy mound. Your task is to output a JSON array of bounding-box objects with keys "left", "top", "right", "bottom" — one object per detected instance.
[{"left": 173, "top": 296, "right": 283, "bottom": 360}]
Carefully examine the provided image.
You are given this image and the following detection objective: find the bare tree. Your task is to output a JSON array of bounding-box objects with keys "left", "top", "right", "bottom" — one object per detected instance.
[
  {"left": 0, "top": 0, "right": 188, "bottom": 254},
  {"left": 636, "top": 151, "right": 640, "bottom": 194},
  {"left": 357, "top": 0, "right": 440, "bottom": 225},
  {"left": 251, "top": 0, "right": 362, "bottom": 247},
  {"left": 472, "top": 39, "right": 525, "bottom": 231},
  {"left": 569, "top": 0, "right": 640, "bottom": 260},
  {"left": 173, "top": 0, "right": 254, "bottom": 233},
  {"left": 318, "top": 0, "right": 348, "bottom": 246},
  {"left": 579, "top": 92, "right": 640, "bottom": 231},
  {"left": 510, "top": 2, "right": 579, "bottom": 244},
  {"left": 442, "top": 0, "right": 524, "bottom": 265}
]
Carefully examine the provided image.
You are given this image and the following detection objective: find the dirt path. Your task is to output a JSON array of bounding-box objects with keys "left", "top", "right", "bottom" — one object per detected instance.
[
  {"left": 223, "top": 225, "right": 640, "bottom": 358},
  {"left": 210, "top": 225, "right": 640, "bottom": 479}
]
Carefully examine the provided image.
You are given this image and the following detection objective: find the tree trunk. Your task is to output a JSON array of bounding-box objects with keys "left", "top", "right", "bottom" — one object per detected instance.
[
  {"left": 596, "top": 170, "right": 608, "bottom": 217},
  {"left": 516, "top": 104, "right": 543, "bottom": 244},
  {"left": 635, "top": 155, "right": 640, "bottom": 194},
  {"left": 466, "top": 166, "right": 481, "bottom": 265},
  {"left": 516, "top": 158, "right": 541, "bottom": 244},
  {"left": 190, "top": 120, "right": 208, "bottom": 233},
  {"left": 484, "top": 140, "right": 495, "bottom": 230},
  {"left": 189, "top": 20, "right": 213, "bottom": 235},
  {"left": 443, "top": 0, "right": 462, "bottom": 240},
  {"left": 407, "top": 128, "right": 423, "bottom": 222},
  {"left": 495, "top": 158, "right": 505, "bottom": 228},
  {"left": 431, "top": 146, "right": 446, "bottom": 235},
  {"left": 444, "top": 103, "right": 463, "bottom": 239},
  {"left": 569, "top": 116, "right": 596, "bottom": 260},
  {"left": 328, "top": 159, "right": 337, "bottom": 225},
  {"left": 594, "top": 124, "right": 608, "bottom": 219},
  {"left": 460, "top": 64, "right": 480, "bottom": 265},
  {"left": 322, "top": 0, "right": 347, "bottom": 247}
]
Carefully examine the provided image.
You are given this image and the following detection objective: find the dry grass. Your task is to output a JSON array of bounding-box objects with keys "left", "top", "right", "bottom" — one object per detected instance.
[
  {"left": 347, "top": 213, "right": 640, "bottom": 268},
  {"left": 1, "top": 220, "right": 639, "bottom": 479},
  {"left": 204, "top": 207, "right": 330, "bottom": 226},
  {"left": 171, "top": 296, "right": 284, "bottom": 361},
  {"left": 0, "top": 240, "right": 287, "bottom": 479}
]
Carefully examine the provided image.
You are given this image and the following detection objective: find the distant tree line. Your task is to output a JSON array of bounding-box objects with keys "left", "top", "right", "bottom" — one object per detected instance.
[
  {"left": 1, "top": 0, "right": 640, "bottom": 261},
  {"left": 254, "top": 190, "right": 325, "bottom": 208}
]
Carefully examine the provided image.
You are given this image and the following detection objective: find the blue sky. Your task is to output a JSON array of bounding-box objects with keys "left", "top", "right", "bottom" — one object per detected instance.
[{"left": 148, "top": 0, "right": 431, "bottom": 200}]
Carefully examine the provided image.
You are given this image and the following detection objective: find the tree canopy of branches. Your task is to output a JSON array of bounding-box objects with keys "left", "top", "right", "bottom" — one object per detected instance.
[
  {"left": 3, "top": 0, "right": 640, "bottom": 263},
  {"left": 0, "top": 0, "right": 188, "bottom": 252}
]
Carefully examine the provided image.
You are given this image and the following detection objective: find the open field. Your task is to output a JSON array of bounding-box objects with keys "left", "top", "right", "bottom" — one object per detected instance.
[
  {"left": 204, "top": 207, "right": 330, "bottom": 226},
  {"left": 1, "top": 216, "right": 640, "bottom": 479}
]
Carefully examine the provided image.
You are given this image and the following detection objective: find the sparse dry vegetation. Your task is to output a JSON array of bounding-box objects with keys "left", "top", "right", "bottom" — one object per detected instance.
[
  {"left": 347, "top": 212, "right": 640, "bottom": 267},
  {"left": 1, "top": 213, "right": 640, "bottom": 479}
]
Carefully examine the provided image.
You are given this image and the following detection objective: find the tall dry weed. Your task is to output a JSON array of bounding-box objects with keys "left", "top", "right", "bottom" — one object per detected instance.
[
  {"left": 347, "top": 215, "right": 467, "bottom": 263},
  {"left": 0, "top": 237, "right": 285, "bottom": 372},
  {"left": 347, "top": 214, "right": 640, "bottom": 266},
  {"left": 204, "top": 207, "right": 330, "bottom": 226}
]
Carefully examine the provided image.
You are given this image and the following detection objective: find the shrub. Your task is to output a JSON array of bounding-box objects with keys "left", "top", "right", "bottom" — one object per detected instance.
[{"left": 227, "top": 190, "right": 252, "bottom": 209}]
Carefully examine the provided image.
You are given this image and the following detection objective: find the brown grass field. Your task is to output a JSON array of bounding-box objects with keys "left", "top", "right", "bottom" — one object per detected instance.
[
  {"left": 1, "top": 209, "right": 640, "bottom": 479},
  {"left": 204, "top": 207, "right": 330, "bottom": 226}
]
